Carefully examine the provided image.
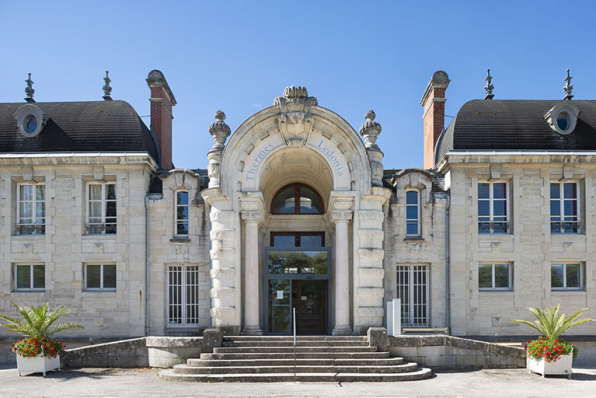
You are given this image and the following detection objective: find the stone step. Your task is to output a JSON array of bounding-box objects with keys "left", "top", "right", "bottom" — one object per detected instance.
[
  {"left": 159, "top": 368, "right": 434, "bottom": 382},
  {"left": 187, "top": 357, "right": 405, "bottom": 368},
  {"left": 222, "top": 340, "right": 370, "bottom": 347},
  {"left": 213, "top": 346, "right": 378, "bottom": 354},
  {"left": 223, "top": 336, "right": 368, "bottom": 342},
  {"left": 173, "top": 362, "right": 418, "bottom": 374},
  {"left": 201, "top": 351, "right": 391, "bottom": 360}
]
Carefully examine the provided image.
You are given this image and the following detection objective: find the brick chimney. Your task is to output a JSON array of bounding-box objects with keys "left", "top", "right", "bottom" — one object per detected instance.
[
  {"left": 146, "top": 70, "right": 177, "bottom": 169},
  {"left": 420, "top": 71, "right": 450, "bottom": 169}
]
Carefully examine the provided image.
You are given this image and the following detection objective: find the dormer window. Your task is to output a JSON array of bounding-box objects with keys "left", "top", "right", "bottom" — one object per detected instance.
[
  {"left": 544, "top": 102, "right": 580, "bottom": 135},
  {"left": 14, "top": 104, "right": 48, "bottom": 138}
]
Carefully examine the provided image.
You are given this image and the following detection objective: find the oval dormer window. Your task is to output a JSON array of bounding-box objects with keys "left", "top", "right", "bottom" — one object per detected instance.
[
  {"left": 544, "top": 103, "right": 580, "bottom": 136},
  {"left": 14, "top": 104, "right": 48, "bottom": 138},
  {"left": 26, "top": 116, "right": 38, "bottom": 134},
  {"left": 556, "top": 112, "right": 569, "bottom": 131}
]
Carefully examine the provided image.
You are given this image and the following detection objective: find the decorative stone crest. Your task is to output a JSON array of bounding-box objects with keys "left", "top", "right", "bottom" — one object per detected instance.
[
  {"left": 359, "top": 110, "right": 382, "bottom": 151},
  {"left": 274, "top": 86, "right": 318, "bottom": 147}
]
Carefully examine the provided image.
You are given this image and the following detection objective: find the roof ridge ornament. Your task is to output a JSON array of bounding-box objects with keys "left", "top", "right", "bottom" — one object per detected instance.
[
  {"left": 25, "top": 73, "right": 35, "bottom": 103},
  {"left": 359, "top": 110, "right": 382, "bottom": 151},
  {"left": 484, "top": 69, "right": 495, "bottom": 100},
  {"left": 103, "top": 70, "right": 113, "bottom": 101},
  {"left": 563, "top": 69, "right": 574, "bottom": 100}
]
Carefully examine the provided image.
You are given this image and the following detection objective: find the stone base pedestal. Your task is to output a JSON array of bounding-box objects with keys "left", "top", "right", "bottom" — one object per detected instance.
[
  {"left": 241, "top": 326, "right": 263, "bottom": 336},
  {"left": 332, "top": 326, "right": 353, "bottom": 336}
]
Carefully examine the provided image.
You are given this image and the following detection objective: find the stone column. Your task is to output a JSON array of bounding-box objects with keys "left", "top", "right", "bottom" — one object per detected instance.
[
  {"left": 242, "top": 211, "right": 263, "bottom": 335},
  {"left": 332, "top": 206, "right": 353, "bottom": 335}
]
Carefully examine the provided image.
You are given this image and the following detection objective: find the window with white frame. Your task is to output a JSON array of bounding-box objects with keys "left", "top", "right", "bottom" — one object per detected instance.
[
  {"left": 405, "top": 190, "right": 420, "bottom": 236},
  {"left": 551, "top": 263, "right": 584, "bottom": 290},
  {"left": 478, "top": 182, "right": 509, "bottom": 234},
  {"left": 478, "top": 263, "right": 512, "bottom": 290},
  {"left": 168, "top": 265, "right": 199, "bottom": 326},
  {"left": 86, "top": 183, "right": 116, "bottom": 234},
  {"left": 175, "top": 191, "right": 189, "bottom": 236},
  {"left": 17, "top": 184, "right": 45, "bottom": 235},
  {"left": 85, "top": 264, "right": 116, "bottom": 291},
  {"left": 396, "top": 265, "right": 429, "bottom": 327},
  {"left": 15, "top": 264, "right": 45, "bottom": 291},
  {"left": 550, "top": 182, "right": 580, "bottom": 234}
]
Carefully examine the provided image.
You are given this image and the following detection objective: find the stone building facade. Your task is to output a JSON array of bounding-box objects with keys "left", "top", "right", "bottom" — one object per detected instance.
[{"left": 0, "top": 69, "right": 594, "bottom": 349}]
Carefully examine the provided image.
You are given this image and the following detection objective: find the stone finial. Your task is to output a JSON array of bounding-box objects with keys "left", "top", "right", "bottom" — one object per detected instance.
[
  {"left": 25, "top": 73, "right": 35, "bottom": 103},
  {"left": 208, "top": 110, "right": 231, "bottom": 151},
  {"left": 359, "top": 110, "right": 382, "bottom": 151},
  {"left": 484, "top": 69, "right": 495, "bottom": 100},
  {"left": 563, "top": 69, "right": 574, "bottom": 100},
  {"left": 102, "top": 70, "right": 113, "bottom": 101},
  {"left": 283, "top": 86, "right": 308, "bottom": 99}
]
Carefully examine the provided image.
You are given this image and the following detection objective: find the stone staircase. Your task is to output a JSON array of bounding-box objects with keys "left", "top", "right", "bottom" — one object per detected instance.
[{"left": 159, "top": 336, "right": 433, "bottom": 382}]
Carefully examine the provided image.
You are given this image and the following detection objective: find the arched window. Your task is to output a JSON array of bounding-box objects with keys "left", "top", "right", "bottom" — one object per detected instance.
[
  {"left": 405, "top": 190, "right": 420, "bottom": 236},
  {"left": 271, "top": 183, "right": 324, "bottom": 214}
]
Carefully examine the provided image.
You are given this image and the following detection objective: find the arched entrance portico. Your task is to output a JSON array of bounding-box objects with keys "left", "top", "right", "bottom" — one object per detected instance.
[{"left": 201, "top": 86, "right": 390, "bottom": 336}]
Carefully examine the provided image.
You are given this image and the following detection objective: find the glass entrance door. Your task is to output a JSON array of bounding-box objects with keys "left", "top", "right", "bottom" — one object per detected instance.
[{"left": 265, "top": 232, "right": 330, "bottom": 335}]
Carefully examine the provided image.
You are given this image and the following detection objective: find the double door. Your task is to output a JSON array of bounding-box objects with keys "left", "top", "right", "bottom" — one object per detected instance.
[{"left": 266, "top": 232, "right": 330, "bottom": 335}]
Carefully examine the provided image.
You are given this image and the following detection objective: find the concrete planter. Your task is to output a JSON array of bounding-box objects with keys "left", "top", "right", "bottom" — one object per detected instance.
[
  {"left": 528, "top": 353, "right": 572, "bottom": 378},
  {"left": 16, "top": 354, "right": 60, "bottom": 376}
]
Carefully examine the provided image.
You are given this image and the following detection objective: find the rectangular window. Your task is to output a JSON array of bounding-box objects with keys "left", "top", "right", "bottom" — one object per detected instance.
[
  {"left": 478, "top": 182, "right": 509, "bottom": 234},
  {"left": 479, "top": 263, "right": 512, "bottom": 290},
  {"left": 551, "top": 263, "right": 584, "bottom": 290},
  {"left": 85, "top": 264, "right": 116, "bottom": 291},
  {"left": 551, "top": 182, "right": 580, "bottom": 234},
  {"left": 406, "top": 190, "right": 420, "bottom": 236},
  {"left": 396, "top": 265, "right": 429, "bottom": 327},
  {"left": 15, "top": 264, "right": 45, "bottom": 291},
  {"left": 86, "top": 183, "right": 116, "bottom": 234},
  {"left": 176, "top": 191, "right": 189, "bottom": 236},
  {"left": 17, "top": 184, "right": 45, "bottom": 235},
  {"left": 168, "top": 265, "right": 199, "bottom": 326}
]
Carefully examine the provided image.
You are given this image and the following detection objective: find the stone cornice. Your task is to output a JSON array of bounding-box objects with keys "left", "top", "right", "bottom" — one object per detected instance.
[{"left": 0, "top": 152, "right": 157, "bottom": 169}]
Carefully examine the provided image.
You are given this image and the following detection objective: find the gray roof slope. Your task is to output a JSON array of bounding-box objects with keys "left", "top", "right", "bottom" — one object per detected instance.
[
  {"left": 0, "top": 100, "right": 158, "bottom": 162},
  {"left": 436, "top": 100, "right": 596, "bottom": 164}
]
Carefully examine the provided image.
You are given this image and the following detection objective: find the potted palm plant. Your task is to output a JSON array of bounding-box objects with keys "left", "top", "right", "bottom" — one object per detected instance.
[
  {"left": 0, "top": 302, "right": 83, "bottom": 376},
  {"left": 513, "top": 304, "right": 595, "bottom": 378}
]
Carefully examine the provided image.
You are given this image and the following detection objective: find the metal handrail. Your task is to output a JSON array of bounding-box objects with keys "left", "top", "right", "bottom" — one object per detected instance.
[{"left": 293, "top": 307, "right": 297, "bottom": 382}]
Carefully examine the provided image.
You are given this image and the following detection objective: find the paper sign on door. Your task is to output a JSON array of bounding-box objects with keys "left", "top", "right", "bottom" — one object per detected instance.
[{"left": 277, "top": 290, "right": 284, "bottom": 300}]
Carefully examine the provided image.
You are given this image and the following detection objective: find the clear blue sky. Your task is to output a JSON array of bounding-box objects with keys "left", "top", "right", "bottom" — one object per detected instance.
[{"left": 1, "top": 1, "right": 595, "bottom": 170}]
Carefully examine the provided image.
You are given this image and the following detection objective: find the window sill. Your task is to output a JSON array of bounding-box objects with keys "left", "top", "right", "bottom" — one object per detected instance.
[
  {"left": 479, "top": 289, "right": 513, "bottom": 293},
  {"left": 83, "top": 234, "right": 117, "bottom": 239},
  {"left": 170, "top": 237, "right": 190, "bottom": 243},
  {"left": 11, "top": 234, "right": 45, "bottom": 239},
  {"left": 12, "top": 290, "right": 45, "bottom": 293},
  {"left": 83, "top": 289, "right": 117, "bottom": 293},
  {"left": 551, "top": 233, "right": 586, "bottom": 243},
  {"left": 404, "top": 236, "right": 424, "bottom": 242},
  {"left": 551, "top": 289, "right": 586, "bottom": 293}
]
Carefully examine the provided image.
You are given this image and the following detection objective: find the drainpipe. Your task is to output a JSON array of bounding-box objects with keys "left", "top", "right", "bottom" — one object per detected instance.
[
  {"left": 144, "top": 193, "right": 162, "bottom": 336},
  {"left": 145, "top": 195, "right": 150, "bottom": 337},
  {"left": 445, "top": 191, "right": 451, "bottom": 333}
]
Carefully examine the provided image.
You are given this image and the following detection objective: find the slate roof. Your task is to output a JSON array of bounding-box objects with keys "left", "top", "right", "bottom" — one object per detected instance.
[
  {"left": 435, "top": 100, "right": 596, "bottom": 164},
  {"left": 0, "top": 100, "right": 159, "bottom": 163}
]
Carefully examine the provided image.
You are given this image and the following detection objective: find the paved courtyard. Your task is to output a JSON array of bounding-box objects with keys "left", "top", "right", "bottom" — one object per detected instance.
[{"left": 0, "top": 365, "right": 595, "bottom": 398}]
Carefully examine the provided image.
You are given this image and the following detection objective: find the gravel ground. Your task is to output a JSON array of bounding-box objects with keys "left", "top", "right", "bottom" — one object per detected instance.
[{"left": 0, "top": 365, "right": 595, "bottom": 398}]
